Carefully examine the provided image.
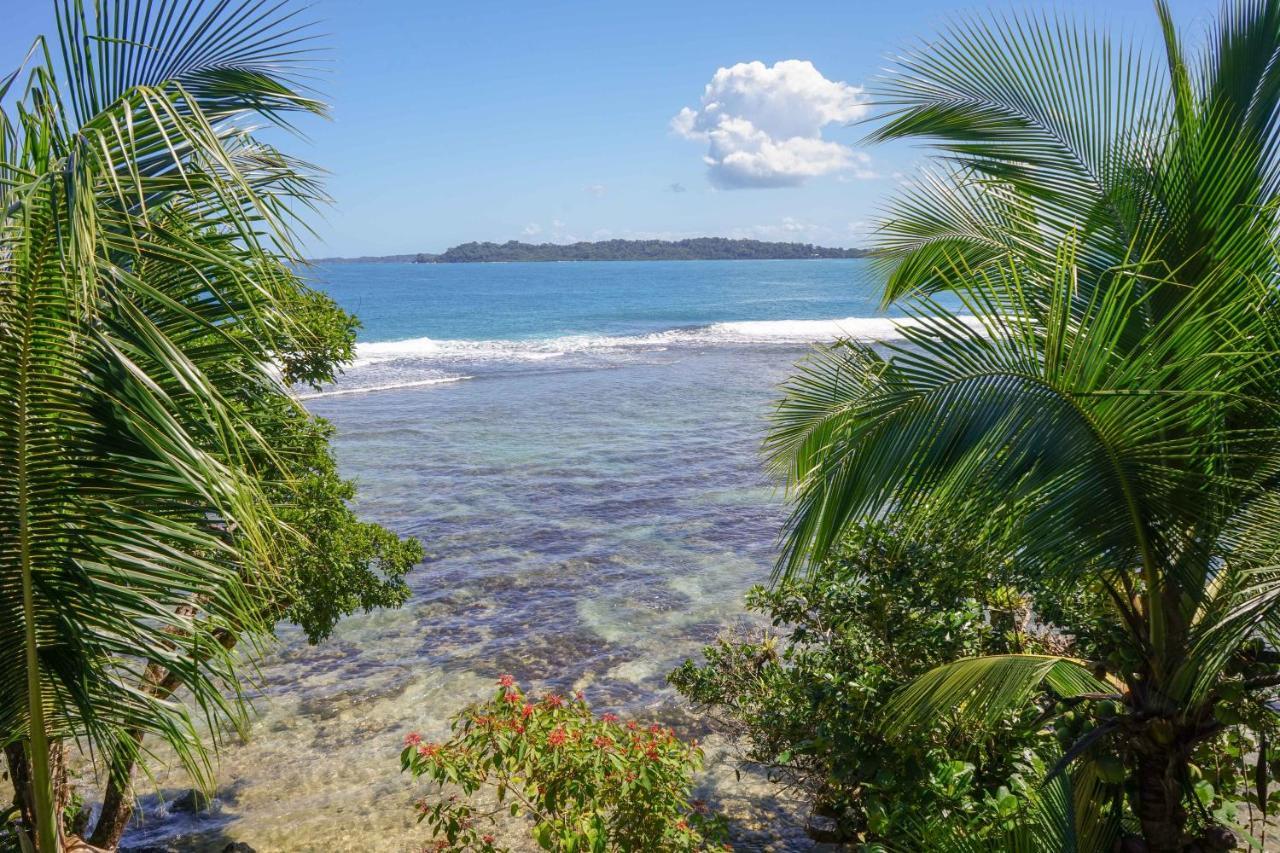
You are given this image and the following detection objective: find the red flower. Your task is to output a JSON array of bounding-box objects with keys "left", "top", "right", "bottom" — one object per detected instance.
[
  {"left": 648, "top": 723, "right": 662, "bottom": 734},
  {"left": 522, "top": 703, "right": 534, "bottom": 718},
  {"left": 497, "top": 674, "right": 515, "bottom": 688},
  {"left": 593, "top": 735, "right": 613, "bottom": 749},
  {"left": 626, "top": 721, "right": 639, "bottom": 731},
  {"left": 544, "top": 694, "right": 564, "bottom": 708},
  {"left": 547, "top": 727, "right": 568, "bottom": 748},
  {"left": 482, "top": 835, "right": 495, "bottom": 845},
  {"left": 503, "top": 691, "right": 521, "bottom": 704},
  {"left": 574, "top": 690, "right": 586, "bottom": 702},
  {"left": 601, "top": 712, "right": 619, "bottom": 723},
  {"left": 417, "top": 742, "right": 442, "bottom": 758},
  {"left": 404, "top": 732, "right": 422, "bottom": 747}
]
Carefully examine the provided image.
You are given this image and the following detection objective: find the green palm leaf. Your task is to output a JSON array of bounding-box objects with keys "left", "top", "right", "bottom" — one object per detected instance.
[
  {"left": 881, "top": 654, "right": 1111, "bottom": 738},
  {"left": 0, "top": 2, "right": 330, "bottom": 849},
  {"left": 772, "top": 3, "right": 1280, "bottom": 844}
]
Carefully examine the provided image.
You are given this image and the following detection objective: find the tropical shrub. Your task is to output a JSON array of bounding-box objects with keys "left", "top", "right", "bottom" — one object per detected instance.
[
  {"left": 670, "top": 522, "right": 1066, "bottom": 845},
  {"left": 768, "top": 2, "right": 1280, "bottom": 850},
  {"left": 400, "top": 677, "right": 728, "bottom": 852}
]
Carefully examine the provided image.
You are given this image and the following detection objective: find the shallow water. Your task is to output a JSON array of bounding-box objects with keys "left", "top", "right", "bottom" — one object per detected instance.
[
  {"left": 116, "top": 345, "right": 817, "bottom": 851},
  {"left": 108, "top": 260, "right": 925, "bottom": 850}
]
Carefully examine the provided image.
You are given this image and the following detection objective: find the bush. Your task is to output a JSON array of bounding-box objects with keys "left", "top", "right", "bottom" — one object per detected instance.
[
  {"left": 400, "top": 677, "right": 729, "bottom": 852},
  {"left": 669, "top": 522, "right": 1063, "bottom": 845}
]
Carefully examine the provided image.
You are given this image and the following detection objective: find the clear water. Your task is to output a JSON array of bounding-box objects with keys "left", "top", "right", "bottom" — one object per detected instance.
[{"left": 114, "top": 260, "right": 937, "bottom": 851}]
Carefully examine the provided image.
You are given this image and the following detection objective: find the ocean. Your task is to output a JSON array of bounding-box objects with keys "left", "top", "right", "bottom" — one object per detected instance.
[{"left": 120, "top": 259, "right": 947, "bottom": 851}]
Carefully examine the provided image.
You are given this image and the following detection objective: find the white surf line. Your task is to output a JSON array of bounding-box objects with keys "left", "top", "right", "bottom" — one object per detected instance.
[{"left": 295, "top": 375, "right": 473, "bottom": 400}]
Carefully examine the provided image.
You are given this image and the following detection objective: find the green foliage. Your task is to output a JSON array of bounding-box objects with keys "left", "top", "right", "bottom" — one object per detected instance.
[
  {"left": 204, "top": 281, "right": 420, "bottom": 643},
  {"left": 0, "top": 0, "right": 333, "bottom": 845},
  {"left": 767, "top": 2, "right": 1280, "bottom": 848},
  {"left": 253, "top": 392, "right": 420, "bottom": 644},
  {"left": 669, "top": 522, "right": 1062, "bottom": 845},
  {"left": 401, "top": 678, "right": 728, "bottom": 852},
  {"left": 273, "top": 288, "right": 361, "bottom": 390},
  {"left": 0, "top": 2, "right": 417, "bottom": 849}
]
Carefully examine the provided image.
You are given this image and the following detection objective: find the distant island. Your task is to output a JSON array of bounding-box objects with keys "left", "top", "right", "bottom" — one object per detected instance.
[{"left": 312, "top": 238, "right": 870, "bottom": 264}]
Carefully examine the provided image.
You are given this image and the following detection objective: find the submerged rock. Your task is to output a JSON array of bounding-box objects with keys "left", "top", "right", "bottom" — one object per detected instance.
[
  {"left": 168, "top": 788, "right": 211, "bottom": 813},
  {"left": 119, "top": 842, "right": 253, "bottom": 853}
]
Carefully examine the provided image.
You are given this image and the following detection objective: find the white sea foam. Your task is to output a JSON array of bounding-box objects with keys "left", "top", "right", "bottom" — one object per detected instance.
[
  {"left": 350, "top": 315, "right": 978, "bottom": 367},
  {"left": 305, "top": 315, "right": 984, "bottom": 398},
  {"left": 296, "top": 375, "right": 471, "bottom": 399},
  {"left": 704, "top": 316, "right": 909, "bottom": 342}
]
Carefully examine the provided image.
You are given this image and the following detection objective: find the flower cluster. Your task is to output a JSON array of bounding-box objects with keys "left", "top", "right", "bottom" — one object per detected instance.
[{"left": 400, "top": 676, "right": 729, "bottom": 851}]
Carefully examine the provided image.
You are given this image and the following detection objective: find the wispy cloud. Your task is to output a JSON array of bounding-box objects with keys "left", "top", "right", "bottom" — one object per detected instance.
[{"left": 726, "top": 216, "right": 863, "bottom": 246}]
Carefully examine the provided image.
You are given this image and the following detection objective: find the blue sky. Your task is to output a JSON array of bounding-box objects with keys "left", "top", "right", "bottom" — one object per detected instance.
[{"left": 5, "top": 0, "right": 1220, "bottom": 256}]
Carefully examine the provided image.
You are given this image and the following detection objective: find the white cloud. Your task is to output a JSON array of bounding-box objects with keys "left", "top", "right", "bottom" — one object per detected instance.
[
  {"left": 730, "top": 217, "right": 840, "bottom": 244},
  {"left": 672, "top": 60, "right": 869, "bottom": 189},
  {"left": 585, "top": 183, "right": 607, "bottom": 197},
  {"left": 518, "top": 220, "right": 579, "bottom": 243},
  {"left": 836, "top": 152, "right": 876, "bottom": 181},
  {"left": 847, "top": 220, "right": 872, "bottom": 240}
]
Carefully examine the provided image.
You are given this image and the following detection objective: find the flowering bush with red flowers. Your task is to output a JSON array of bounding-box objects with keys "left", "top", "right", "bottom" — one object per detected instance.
[{"left": 400, "top": 677, "right": 729, "bottom": 851}]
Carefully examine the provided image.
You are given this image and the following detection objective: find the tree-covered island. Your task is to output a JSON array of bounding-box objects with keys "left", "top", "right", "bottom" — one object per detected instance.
[{"left": 313, "top": 237, "right": 868, "bottom": 264}]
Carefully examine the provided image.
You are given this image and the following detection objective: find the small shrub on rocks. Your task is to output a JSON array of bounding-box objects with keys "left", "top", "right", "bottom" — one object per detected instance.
[{"left": 401, "top": 676, "right": 729, "bottom": 852}]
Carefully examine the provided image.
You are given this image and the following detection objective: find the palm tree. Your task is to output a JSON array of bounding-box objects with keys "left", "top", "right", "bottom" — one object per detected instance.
[
  {"left": 0, "top": 1, "right": 327, "bottom": 849},
  {"left": 768, "top": 2, "right": 1280, "bottom": 849}
]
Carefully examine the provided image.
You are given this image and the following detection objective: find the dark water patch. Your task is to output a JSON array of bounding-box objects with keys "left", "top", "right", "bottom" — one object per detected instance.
[{"left": 292, "top": 673, "right": 414, "bottom": 723}]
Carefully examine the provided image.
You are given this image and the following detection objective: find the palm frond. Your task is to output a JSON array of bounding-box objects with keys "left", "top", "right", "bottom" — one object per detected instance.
[
  {"left": 881, "top": 654, "right": 1111, "bottom": 739},
  {"left": 0, "top": 1, "right": 331, "bottom": 847},
  {"left": 869, "top": 10, "right": 1170, "bottom": 285}
]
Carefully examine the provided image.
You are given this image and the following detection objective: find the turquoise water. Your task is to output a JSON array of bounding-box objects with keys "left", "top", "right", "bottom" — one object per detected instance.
[
  {"left": 118, "top": 259, "right": 924, "bottom": 851},
  {"left": 311, "top": 258, "right": 899, "bottom": 343},
  {"left": 300, "top": 259, "right": 954, "bottom": 398}
]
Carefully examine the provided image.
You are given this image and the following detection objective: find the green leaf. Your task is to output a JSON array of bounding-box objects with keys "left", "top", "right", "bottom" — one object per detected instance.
[{"left": 882, "top": 655, "right": 1110, "bottom": 737}]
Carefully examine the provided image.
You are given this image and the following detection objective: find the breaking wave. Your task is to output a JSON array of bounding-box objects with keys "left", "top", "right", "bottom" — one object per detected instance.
[{"left": 305, "top": 315, "right": 979, "bottom": 398}]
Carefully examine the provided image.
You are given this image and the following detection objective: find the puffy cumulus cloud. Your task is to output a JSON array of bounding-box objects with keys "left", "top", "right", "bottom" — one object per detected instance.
[{"left": 672, "top": 60, "right": 869, "bottom": 189}]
